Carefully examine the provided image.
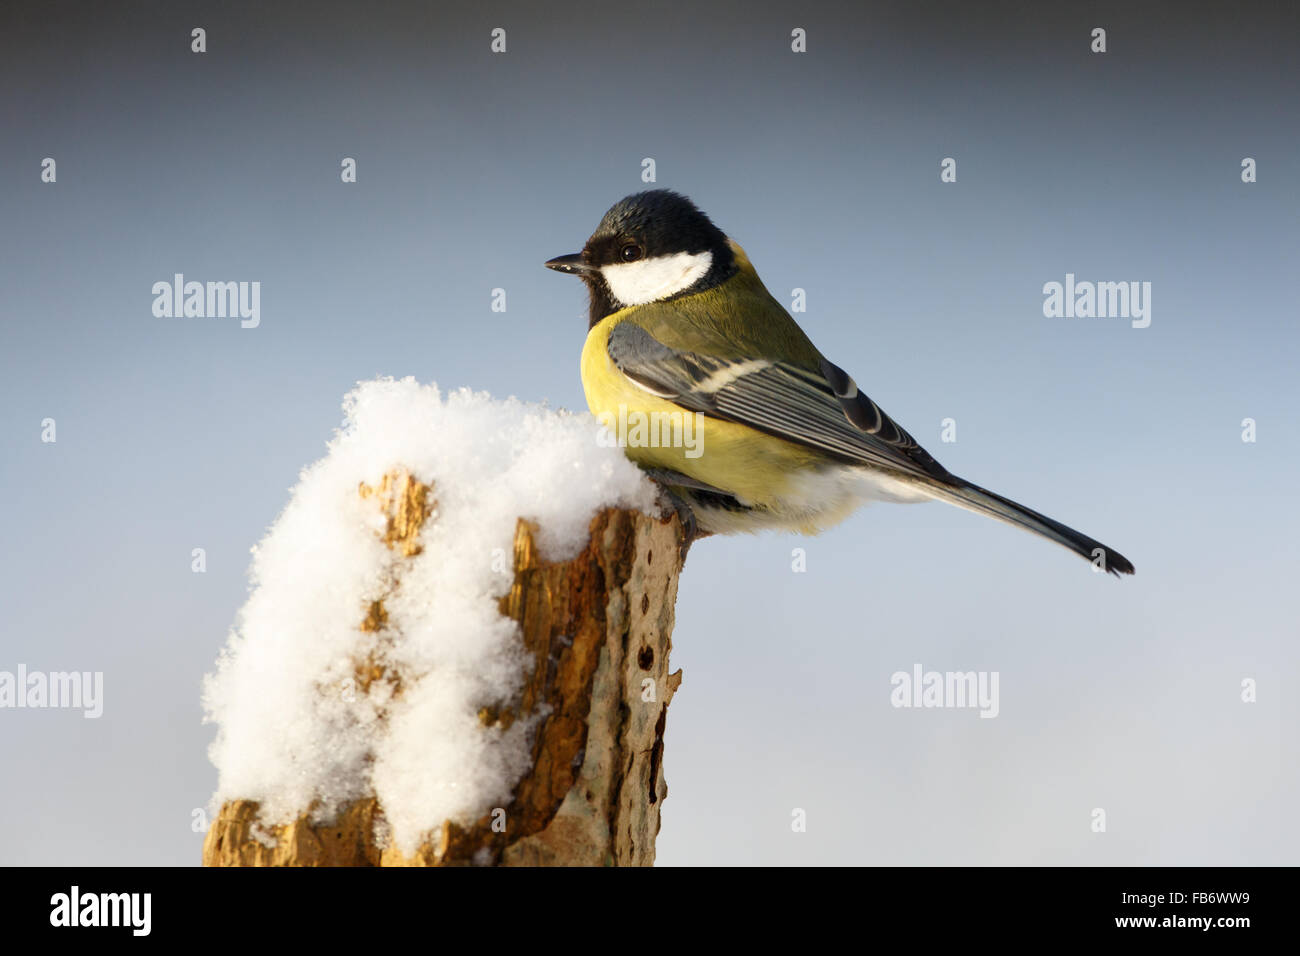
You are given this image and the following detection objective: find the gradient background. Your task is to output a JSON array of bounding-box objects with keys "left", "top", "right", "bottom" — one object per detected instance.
[{"left": 1, "top": 0, "right": 1296, "bottom": 865}]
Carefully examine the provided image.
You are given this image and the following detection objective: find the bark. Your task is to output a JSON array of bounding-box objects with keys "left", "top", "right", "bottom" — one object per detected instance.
[{"left": 203, "top": 470, "right": 685, "bottom": 867}]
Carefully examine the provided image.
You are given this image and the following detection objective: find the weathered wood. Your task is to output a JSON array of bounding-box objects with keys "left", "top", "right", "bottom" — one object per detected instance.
[{"left": 203, "top": 470, "right": 685, "bottom": 867}]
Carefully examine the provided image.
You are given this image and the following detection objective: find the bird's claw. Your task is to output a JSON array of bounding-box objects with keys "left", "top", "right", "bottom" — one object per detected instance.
[{"left": 655, "top": 484, "right": 703, "bottom": 565}]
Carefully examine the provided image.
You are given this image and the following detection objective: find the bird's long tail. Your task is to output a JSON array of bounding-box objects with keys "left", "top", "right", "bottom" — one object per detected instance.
[{"left": 925, "top": 477, "right": 1135, "bottom": 576}]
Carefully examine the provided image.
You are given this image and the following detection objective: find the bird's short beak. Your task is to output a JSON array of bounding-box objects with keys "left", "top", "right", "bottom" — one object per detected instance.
[{"left": 545, "top": 253, "right": 594, "bottom": 276}]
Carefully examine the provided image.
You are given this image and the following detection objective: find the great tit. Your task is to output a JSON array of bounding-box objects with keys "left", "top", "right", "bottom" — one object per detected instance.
[{"left": 546, "top": 190, "right": 1134, "bottom": 576}]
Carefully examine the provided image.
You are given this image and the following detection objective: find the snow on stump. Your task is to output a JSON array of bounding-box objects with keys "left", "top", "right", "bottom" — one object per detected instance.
[{"left": 200, "top": 380, "right": 684, "bottom": 866}]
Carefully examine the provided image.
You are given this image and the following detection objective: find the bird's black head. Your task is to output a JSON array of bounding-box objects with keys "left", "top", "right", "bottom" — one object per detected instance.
[{"left": 546, "top": 190, "right": 737, "bottom": 327}]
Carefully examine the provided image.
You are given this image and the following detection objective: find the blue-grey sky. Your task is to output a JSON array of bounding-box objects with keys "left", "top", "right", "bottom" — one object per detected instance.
[{"left": 1, "top": 0, "right": 1296, "bottom": 865}]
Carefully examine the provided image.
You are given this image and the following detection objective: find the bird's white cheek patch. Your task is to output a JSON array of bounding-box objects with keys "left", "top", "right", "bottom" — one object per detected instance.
[{"left": 601, "top": 250, "right": 713, "bottom": 306}]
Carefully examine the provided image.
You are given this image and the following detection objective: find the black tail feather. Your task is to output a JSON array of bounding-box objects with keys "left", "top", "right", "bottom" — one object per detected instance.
[{"left": 929, "top": 478, "right": 1135, "bottom": 577}]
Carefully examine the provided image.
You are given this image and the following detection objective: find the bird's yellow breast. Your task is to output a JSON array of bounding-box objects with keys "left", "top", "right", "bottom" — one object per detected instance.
[{"left": 580, "top": 310, "right": 828, "bottom": 508}]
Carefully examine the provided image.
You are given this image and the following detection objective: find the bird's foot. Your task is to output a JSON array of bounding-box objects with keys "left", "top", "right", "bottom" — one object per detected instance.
[
  {"left": 655, "top": 484, "right": 707, "bottom": 565},
  {"left": 638, "top": 467, "right": 719, "bottom": 564}
]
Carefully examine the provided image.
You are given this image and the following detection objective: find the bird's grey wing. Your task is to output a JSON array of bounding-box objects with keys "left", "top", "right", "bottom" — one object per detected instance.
[
  {"left": 606, "top": 320, "right": 1136, "bottom": 576},
  {"left": 606, "top": 320, "right": 953, "bottom": 484}
]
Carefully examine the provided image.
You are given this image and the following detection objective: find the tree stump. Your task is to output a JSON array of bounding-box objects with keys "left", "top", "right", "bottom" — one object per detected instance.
[{"left": 203, "top": 470, "right": 685, "bottom": 866}]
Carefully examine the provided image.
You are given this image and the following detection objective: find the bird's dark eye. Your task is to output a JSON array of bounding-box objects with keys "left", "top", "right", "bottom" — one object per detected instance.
[{"left": 620, "top": 243, "right": 643, "bottom": 262}]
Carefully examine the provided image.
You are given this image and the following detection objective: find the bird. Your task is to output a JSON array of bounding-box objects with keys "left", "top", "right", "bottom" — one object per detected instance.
[{"left": 545, "top": 189, "right": 1134, "bottom": 576}]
